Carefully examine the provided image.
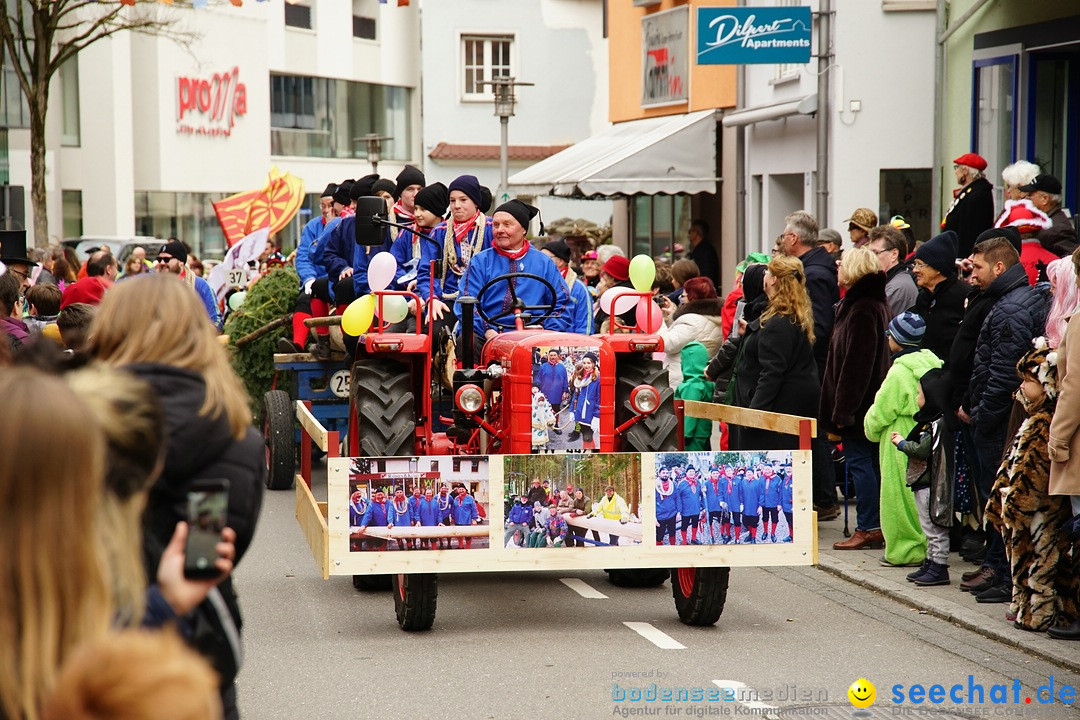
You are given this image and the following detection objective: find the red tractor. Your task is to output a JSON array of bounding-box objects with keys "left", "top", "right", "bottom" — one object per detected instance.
[{"left": 345, "top": 266, "right": 729, "bottom": 631}]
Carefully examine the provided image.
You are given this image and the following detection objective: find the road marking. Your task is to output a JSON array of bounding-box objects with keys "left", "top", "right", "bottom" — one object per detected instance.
[
  {"left": 559, "top": 578, "right": 608, "bottom": 599},
  {"left": 623, "top": 622, "right": 686, "bottom": 650},
  {"left": 713, "top": 680, "right": 780, "bottom": 717}
]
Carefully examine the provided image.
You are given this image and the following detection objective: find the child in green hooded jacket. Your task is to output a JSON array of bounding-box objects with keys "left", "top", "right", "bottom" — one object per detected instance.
[{"left": 675, "top": 341, "right": 715, "bottom": 450}]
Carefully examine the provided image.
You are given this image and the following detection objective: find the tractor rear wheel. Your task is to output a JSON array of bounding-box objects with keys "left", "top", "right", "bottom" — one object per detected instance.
[
  {"left": 671, "top": 567, "right": 729, "bottom": 626},
  {"left": 605, "top": 568, "right": 670, "bottom": 588},
  {"left": 352, "top": 574, "right": 392, "bottom": 591},
  {"left": 263, "top": 389, "right": 295, "bottom": 490},
  {"left": 392, "top": 573, "right": 437, "bottom": 631},
  {"left": 350, "top": 359, "right": 416, "bottom": 456},
  {"left": 615, "top": 357, "right": 678, "bottom": 452}
]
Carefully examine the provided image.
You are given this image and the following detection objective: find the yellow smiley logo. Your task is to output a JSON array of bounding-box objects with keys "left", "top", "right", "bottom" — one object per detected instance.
[{"left": 847, "top": 678, "right": 876, "bottom": 709}]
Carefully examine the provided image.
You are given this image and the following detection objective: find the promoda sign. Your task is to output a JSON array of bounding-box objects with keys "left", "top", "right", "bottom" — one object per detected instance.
[
  {"left": 696, "top": 7, "right": 812, "bottom": 65},
  {"left": 176, "top": 66, "right": 247, "bottom": 138}
]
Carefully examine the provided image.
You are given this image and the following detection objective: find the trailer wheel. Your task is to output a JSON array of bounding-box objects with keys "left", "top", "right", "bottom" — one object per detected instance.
[
  {"left": 605, "top": 568, "right": 670, "bottom": 588},
  {"left": 351, "top": 360, "right": 416, "bottom": 456},
  {"left": 671, "top": 567, "right": 729, "bottom": 626},
  {"left": 352, "top": 574, "right": 392, "bottom": 591},
  {"left": 263, "top": 389, "right": 295, "bottom": 490},
  {"left": 615, "top": 357, "right": 678, "bottom": 452},
  {"left": 393, "top": 573, "right": 437, "bottom": 631}
]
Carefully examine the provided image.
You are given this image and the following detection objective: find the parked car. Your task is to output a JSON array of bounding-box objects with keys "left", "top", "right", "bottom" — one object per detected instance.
[{"left": 61, "top": 236, "right": 165, "bottom": 264}]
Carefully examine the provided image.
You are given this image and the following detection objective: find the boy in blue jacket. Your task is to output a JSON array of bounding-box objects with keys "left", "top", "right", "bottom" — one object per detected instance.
[
  {"left": 655, "top": 470, "right": 679, "bottom": 545},
  {"left": 742, "top": 468, "right": 765, "bottom": 544},
  {"left": 676, "top": 466, "right": 705, "bottom": 545}
]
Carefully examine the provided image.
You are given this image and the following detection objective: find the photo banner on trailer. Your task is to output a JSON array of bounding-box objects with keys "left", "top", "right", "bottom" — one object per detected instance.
[{"left": 326, "top": 450, "right": 815, "bottom": 576}]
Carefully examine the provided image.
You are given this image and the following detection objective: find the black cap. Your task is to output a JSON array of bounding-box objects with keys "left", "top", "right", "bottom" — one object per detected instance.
[
  {"left": 158, "top": 239, "right": 188, "bottom": 264},
  {"left": 480, "top": 186, "right": 493, "bottom": 214},
  {"left": 414, "top": 182, "right": 449, "bottom": 217},
  {"left": 975, "top": 226, "right": 1021, "bottom": 255},
  {"left": 395, "top": 165, "right": 426, "bottom": 199},
  {"left": 333, "top": 180, "right": 354, "bottom": 206},
  {"left": 494, "top": 199, "right": 542, "bottom": 235},
  {"left": 542, "top": 238, "right": 570, "bottom": 263},
  {"left": 1018, "top": 174, "right": 1062, "bottom": 195},
  {"left": 349, "top": 174, "right": 380, "bottom": 202},
  {"left": 321, "top": 183, "right": 338, "bottom": 198},
  {"left": 372, "top": 178, "right": 397, "bottom": 198}
]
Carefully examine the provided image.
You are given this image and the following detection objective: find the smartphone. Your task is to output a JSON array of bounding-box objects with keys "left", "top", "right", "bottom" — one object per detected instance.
[
  {"left": 183, "top": 479, "right": 230, "bottom": 580},
  {"left": 731, "top": 299, "right": 746, "bottom": 337}
]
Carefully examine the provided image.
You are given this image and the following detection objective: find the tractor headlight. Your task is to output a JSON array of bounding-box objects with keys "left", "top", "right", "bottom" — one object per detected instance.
[
  {"left": 455, "top": 384, "right": 485, "bottom": 414},
  {"left": 630, "top": 385, "right": 660, "bottom": 415}
]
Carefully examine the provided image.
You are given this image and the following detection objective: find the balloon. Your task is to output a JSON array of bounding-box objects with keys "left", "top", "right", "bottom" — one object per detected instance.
[
  {"left": 636, "top": 298, "right": 663, "bottom": 333},
  {"left": 375, "top": 294, "right": 409, "bottom": 324},
  {"left": 367, "top": 252, "right": 398, "bottom": 292},
  {"left": 629, "top": 255, "right": 656, "bottom": 293},
  {"left": 228, "top": 291, "right": 246, "bottom": 311},
  {"left": 342, "top": 294, "right": 375, "bottom": 336}
]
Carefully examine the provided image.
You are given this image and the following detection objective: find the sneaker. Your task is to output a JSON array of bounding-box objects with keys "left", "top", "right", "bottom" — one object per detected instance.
[
  {"left": 959, "top": 566, "right": 995, "bottom": 593},
  {"left": 907, "top": 560, "right": 932, "bottom": 582},
  {"left": 276, "top": 337, "right": 303, "bottom": 353},
  {"left": 913, "top": 562, "right": 950, "bottom": 586},
  {"left": 975, "top": 581, "right": 1011, "bottom": 604}
]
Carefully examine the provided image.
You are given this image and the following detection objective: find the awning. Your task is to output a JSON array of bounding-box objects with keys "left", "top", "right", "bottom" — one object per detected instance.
[
  {"left": 720, "top": 94, "right": 817, "bottom": 128},
  {"left": 508, "top": 108, "right": 720, "bottom": 197}
]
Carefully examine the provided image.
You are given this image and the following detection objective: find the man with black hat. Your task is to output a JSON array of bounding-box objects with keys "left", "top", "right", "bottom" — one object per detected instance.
[
  {"left": 0, "top": 229, "right": 37, "bottom": 294},
  {"left": 155, "top": 239, "right": 220, "bottom": 327},
  {"left": 909, "top": 230, "right": 972, "bottom": 362},
  {"left": 1019, "top": 174, "right": 1078, "bottom": 257},
  {"left": 393, "top": 165, "right": 426, "bottom": 224},
  {"left": 541, "top": 237, "right": 592, "bottom": 335},
  {"left": 943, "top": 152, "right": 996, "bottom": 259},
  {"left": 278, "top": 182, "right": 337, "bottom": 354},
  {"left": 456, "top": 199, "right": 569, "bottom": 356},
  {"left": 389, "top": 182, "right": 448, "bottom": 293}
]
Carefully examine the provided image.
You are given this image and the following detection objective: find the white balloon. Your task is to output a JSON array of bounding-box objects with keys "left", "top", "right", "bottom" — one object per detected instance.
[
  {"left": 367, "top": 252, "right": 397, "bottom": 292},
  {"left": 375, "top": 294, "right": 409, "bottom": 324}
]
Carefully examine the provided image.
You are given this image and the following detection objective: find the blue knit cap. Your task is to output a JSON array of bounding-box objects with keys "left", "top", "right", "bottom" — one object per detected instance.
[
  {"left": 448, "top": 174, "right": 484, "bottom": 210},
  {"left": 887, "top": 311, "right": 926, "bottom": 348}
]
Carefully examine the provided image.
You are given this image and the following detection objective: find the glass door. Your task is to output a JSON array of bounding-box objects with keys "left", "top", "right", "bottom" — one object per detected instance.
[{"left": 1027, "top": 52, "right": 1079, "bottom": 214}]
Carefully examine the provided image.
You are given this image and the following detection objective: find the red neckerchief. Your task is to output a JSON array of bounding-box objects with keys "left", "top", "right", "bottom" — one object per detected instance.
[
  {"left": 393, "top": 200, "right": 414, "bottom": 222},
  {"left": 340, "top": 206, "right": 356, "bottom": 218},
  {"left": 558, "top": 266, "right": 569, "bottom": 279},
  {"left": 453, "top": 211, "right": 482, "bottom": 244},
  {"left": 494, "top": 242, "right": 529, "bottom": 261}
]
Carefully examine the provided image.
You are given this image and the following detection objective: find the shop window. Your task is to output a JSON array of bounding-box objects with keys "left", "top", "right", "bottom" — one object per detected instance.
[
  {"left": 1029, "top": 56, "right": 1075, "bottom": 207},
  {"left": 879, "top": 169, "right": 932, "bottom": 247},
  {"left": 972, "top": 56, "right": 1017, "bottom": 186},
  {"left": 62, "top": 190, "right": 82, "bottom": 238},
  {"left": 60, "top": 57, "right": 80, "bottom": 147},
  {"left": 284, "top": 3, "right": 312, "bottom": 29},
  {"left": 631, "top": 194, "right": 691, "bottom": 265},
  {"left": 353, "top": 15, "right": 376, "bottom": 40},
  {"left": 0, "top": 45, "right": 29, "bottom": 128},
  {"left": 461, "top": 35, "right": 514, "bottom": 100}
]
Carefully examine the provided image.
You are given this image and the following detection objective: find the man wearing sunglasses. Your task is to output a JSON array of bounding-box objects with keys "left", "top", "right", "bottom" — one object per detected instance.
[{"left": 155, "top": 240, "right": 220, "bottom": 328}]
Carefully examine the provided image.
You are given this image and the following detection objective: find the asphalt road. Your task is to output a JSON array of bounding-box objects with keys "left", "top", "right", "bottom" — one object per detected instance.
[{"left": 233, "top": 466, "right": 1080, "bottom": 720}]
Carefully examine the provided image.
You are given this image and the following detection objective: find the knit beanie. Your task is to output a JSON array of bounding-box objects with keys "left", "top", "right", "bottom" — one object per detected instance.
[
  {"left": 448, "top": 175, "right": 484, "bottom": 210},
  {"left": 914, "top": 231, "right": 958, "bottom": 275},
  {"left": 887, "top": 311, "right": 926, "bottom": 348},
  {"left": 413, "top": 182, "right": 449, "bottom": 217},
  {"left": 975, "top": 226, "right": 1021, "bottom": 255},
  {"left": 372, "top": 178, "right": 397, "bottom": 198},
  {"left": 320, "top": 182, "right": 337, "bottom": 198},
  {"left": 542, "top": 238, "right": 570, "bottom": 263},
  {"left": 349, "top": 174, "right": 380, "bottom": 202},
  {"left": 333, "top": 180, "right": 354, "bottom": 206},
  {"left": 394, "top": 165, "right": 426, "bottom": 199},
  {"left": 494, "top": 199, "right": 542, "bottom": 234},
  {"left": 158, "top": 239, "right": 188, "bottom": 263}
]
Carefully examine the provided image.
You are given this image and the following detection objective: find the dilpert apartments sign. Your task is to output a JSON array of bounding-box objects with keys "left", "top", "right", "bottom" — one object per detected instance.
[{"left": 696, "top": 7, "right": 812, "bottom": 65}]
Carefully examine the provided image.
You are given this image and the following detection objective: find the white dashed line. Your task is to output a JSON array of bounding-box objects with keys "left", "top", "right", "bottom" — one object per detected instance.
[
  {"left": 713, "top": 680, "right": 780, "bottom": 718},
  {"left": 559, "top": 578, "right": 608, "bottom": 599},
  {"left": 623, "top": 622, "right": 686, "bottom": 649}
]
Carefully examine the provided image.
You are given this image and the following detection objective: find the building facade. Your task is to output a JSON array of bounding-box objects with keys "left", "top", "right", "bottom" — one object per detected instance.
[{"left": 1, "top": 0, "right": 421, "bottom": 257}]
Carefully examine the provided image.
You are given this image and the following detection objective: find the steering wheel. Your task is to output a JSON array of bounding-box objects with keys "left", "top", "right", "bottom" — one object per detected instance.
[{"left": 473, "top": 271, "right": 558, "bottom": 331}]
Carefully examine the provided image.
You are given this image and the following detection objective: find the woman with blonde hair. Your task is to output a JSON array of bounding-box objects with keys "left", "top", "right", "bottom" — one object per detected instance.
[
  {"left": 0, "top": 367, "right": 112, "bottom": 720},
  {"left": 821, "top": 246, "right": 891, "bottom": 550},
  {"left": 88, "top": 273, "right": 264, "bottom": 720},
  {"left": 730, "top": 256, "right": 820, "bottom": 450}
]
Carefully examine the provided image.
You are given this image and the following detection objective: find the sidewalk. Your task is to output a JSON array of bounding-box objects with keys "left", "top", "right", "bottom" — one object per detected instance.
[{"left": 814, "top": 512, "right": 1080, "bottom": 674}]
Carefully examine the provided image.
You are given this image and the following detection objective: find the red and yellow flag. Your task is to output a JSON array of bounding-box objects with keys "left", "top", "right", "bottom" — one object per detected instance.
[{"left": 213, "top": 167, "right": 306, "bottom": 247}]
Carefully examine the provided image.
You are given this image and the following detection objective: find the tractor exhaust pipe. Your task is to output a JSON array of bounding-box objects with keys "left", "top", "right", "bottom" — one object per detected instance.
[{"left": 458, "top": 297, "right": 477, "bottom": 369}]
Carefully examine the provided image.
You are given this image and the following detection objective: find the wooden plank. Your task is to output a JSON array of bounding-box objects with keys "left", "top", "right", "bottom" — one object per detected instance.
[
  {"left": 351, "top": 525, "right": 489, "bottom": 540},
  {"left": 562, "top": 513, "right": 644, "bottom": 542},
  {"left": 682, "top": 400, "right": 816, "bottom": 438},
  {"left": 296, "top": 401, "right": 329, "bottom": 452},
  {"left": 295, "top": 476, "right": 329, "bottom": 580}
]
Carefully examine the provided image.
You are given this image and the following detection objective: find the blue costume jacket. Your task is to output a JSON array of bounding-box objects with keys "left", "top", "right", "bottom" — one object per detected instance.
[
  {"left": 389, "top": 228, "right": 423, "bottom": 289},
  {"left": 534, "top": 360, "right": 569, "bottom": 408},
  {"left": 703, "top": 477, "right": 725, "bottom": 512},
  {"left": 451, "top": 494, "right": 479, "bottom": 525},
  {"left": 388, "top": 498, "right": 413, "bottom": 526},
  {"left": 436, "top": 493, "right": 453, "bottom": 522},
  {"left": 655, "top": 484, "right": 678, "bottom": 521},
  {"left": 572, "top": 376, "right": 600, "bottom": 425},
  {"left": 742, "top": 474, "right": 765, "bottom": 516},
  {"left": 456, "top": 245, "right": 570, "bottom": 337},
  {"left": 349, "top": 220, "right": 394, "bottom": 298},
  {"left": 313, "top": 216, "right": 348, "bottom": 279},
  {"left": 415, "top": 217, "right": 493, "bottom": 301},
  {"left": 781, "top": 479, "right": 793, "bottom": 514},
  {"left": 349, "top": 498, "right": 367, "bottom": 527},
  {"left": 193, "top": 275, "right": 221, "bottom": 328},
  {"left": 723, "top": 475, "right": 745, "bottom": 513},
  {"left": 408, "top": 495, "right": 422, "bottom": 524},
  {"left": 563, "top": 270, "right": 594, "bottom": 335},
  {"left": 296, "top": 216, "right": 326, "bottom": 286},
  {"left": 360, "top": 500, "right": 391, "bottom": 528},
  {"left": 762, "top": 475, "right": 783, "bottom": 509},
  {"left": 676, "top": 478, "right": 704, "bottom": 516}
]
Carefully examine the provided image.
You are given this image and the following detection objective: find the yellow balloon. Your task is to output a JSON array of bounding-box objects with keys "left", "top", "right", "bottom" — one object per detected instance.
[
  {"left": 629, "top": 255, "right": 656, "bottom": 292},
  {"left": 342, "top": 294, "right": 375, "bottom": 336}
]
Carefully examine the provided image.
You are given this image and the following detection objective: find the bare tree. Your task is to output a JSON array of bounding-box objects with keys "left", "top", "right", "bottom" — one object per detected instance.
[{"left": 0, "top": 0, "right": 195, "bottom": 245}]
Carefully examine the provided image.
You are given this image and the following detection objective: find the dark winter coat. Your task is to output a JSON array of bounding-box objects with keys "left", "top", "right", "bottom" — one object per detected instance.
[
  {"left": 731, "top": 314, "right": 820, "bottom": 450},
  {"left": 944, "top": 287, "right": 993, "bottom": 417},
  {"left": 128, "top": 363, "right": 264, "bottom": 697},
  {"left": 910, "top": 273, "right": 972, "bottom": 362},
  {"left": 819, "top": 272, "right": 890, "bottom": 437},
  {"left": 969, "top": 263, "right": 1051, "bottom": 432},
  {"left": 798, "top": 245, "right": 840, "bottom": 377},
  {"left": 1038, "top": 207, "right": 1078, "bottom": 257},
  {"left": 943, "top": 176, "right": 995, "bottom": 259}
]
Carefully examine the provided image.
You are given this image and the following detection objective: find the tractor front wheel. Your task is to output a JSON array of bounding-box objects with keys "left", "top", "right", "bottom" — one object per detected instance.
[
  {"left": 615, "top": 357, "right": 678, "bottom": 452},
  {"left": 350, "top": 359, "right": 416, "bottom": 456},
  {"left": 671, "top": 567, "right": 729, "bottom": 626},
  {"left": 263, "top": 389, "right": 295, "bottom": 490},
  {"left": 392, "top": 573, "right": 438, "bottom": 631}
]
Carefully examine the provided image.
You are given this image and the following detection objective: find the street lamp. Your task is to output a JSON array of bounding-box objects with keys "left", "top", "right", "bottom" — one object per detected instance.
[
  {"left": 480, "top": 76, "right": 533, "bottom": 205},
  {"left": 355, "top": 133, "right": 389, "bottom": 175}
]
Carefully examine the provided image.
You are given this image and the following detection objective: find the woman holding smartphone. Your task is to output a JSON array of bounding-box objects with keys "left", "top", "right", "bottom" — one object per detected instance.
[{"left": 90, "top": 273, "right": 264, "bottom": 720}]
